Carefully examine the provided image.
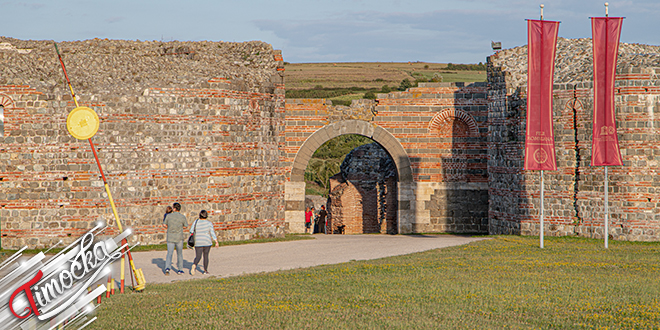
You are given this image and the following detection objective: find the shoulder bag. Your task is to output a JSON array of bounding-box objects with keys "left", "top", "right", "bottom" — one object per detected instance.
[{"left": 187, "top": 219, "right": 198, "bottom": 248}]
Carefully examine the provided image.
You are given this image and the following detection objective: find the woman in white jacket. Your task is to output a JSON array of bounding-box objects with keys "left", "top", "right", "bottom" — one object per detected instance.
[{"left": 190, "top": 210, "right": 219, "bottom": 275}]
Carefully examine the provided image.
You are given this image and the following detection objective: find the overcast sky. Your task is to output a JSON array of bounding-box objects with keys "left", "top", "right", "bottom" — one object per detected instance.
[{"left": 1, "top": 0, "right": 658, "bottom": 63}]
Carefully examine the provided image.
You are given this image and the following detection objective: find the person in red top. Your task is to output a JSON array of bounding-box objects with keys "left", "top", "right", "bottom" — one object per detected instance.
[{"left": 305, "top": 206, "right": 314, "bottom": 233}]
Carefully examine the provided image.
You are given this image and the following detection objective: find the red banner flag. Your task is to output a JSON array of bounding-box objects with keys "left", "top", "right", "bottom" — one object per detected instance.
[
  {"left": 591, "top": 17, "right": 624, "bottom": 166},
  {"left": 525, "top": 19, "right": 560, "bottom": 171}
]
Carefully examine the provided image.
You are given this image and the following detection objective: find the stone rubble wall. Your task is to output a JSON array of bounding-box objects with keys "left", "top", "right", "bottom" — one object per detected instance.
[
  {"left": 488, "top": 38, "right": 660, "bottom": 241},
  {"left": 0, "top": 38, "right": 286, "bottom": 248},
  {"left": 488, "top": 37, "right": 660, "bottom": 92},
  {"left": 0, "top": 37, "right": 280, "bottom": 95}
]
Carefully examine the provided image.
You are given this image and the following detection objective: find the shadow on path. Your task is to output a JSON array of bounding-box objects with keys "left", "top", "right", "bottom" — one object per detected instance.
[{"left": 113, "top": 234, "right": 488, "bottom": 284}]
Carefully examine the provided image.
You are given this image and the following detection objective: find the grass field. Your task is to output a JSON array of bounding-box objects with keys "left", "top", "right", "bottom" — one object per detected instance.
[
  {"left": 284, "top": 62, "right": 486, "bottom": 90},
  {"left": 88, "top": 236, "right": 660, "bottom": 329}
]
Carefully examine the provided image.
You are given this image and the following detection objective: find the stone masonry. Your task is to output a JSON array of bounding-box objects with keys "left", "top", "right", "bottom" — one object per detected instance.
[
  {"left": 0, "top": 37, "right": 286, "bottom": 248},
  {"left": 5, "top": 34, "right": 660, "bottom": 247},
  {"left": 488, "top": 38, "right": 660, "bottom": 241},
  {"left": 285, "top": 83, "right": 489, "bottom": 235}
]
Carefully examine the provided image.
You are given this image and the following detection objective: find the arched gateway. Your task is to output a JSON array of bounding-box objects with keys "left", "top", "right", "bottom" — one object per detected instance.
[
  {"left": 285, "top": 120, "right": 412, "bottom": 233},
  {"left": 284, "top": 84, "right": 490, "bottom": 236}
]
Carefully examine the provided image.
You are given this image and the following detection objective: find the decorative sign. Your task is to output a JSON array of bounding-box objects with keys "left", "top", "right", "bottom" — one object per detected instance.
[
  {"left": 66, "top": 107, "right": 99, "bottom": 140},
  {"left": 591, "top": 17, "right": 624, "bottom": 166},
  {"left": 0, "top": 224, "right": 132, "bottom": 329},
  {"left": 524, "top": 19, "right": 560, "bottom": 171}
]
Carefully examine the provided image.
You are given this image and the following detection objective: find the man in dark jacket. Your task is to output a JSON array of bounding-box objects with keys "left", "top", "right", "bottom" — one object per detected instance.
[{"left": 317, "top": 205, "right": 328, "bottom": 234}]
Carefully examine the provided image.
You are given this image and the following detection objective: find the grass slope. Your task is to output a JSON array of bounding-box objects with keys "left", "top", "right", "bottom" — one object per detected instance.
[
  {"left": 304, "top": 135, "right": 374, "bottom": 197},
  {"left": 89, "top": 236, "right": 660, "bottom": 329}
]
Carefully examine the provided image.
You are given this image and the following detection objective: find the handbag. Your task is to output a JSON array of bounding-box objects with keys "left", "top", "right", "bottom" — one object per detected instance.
[{"left": 187, "top": 220, "right": 198, "bottom": 248}]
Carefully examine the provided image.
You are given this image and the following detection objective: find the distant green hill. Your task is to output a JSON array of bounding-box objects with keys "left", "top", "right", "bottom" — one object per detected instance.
[
  {"left": 284, "top": 62, "right": 487, "bottom": 105},
  {"left": 304, "top": 135, "right": 374, "bottom": 197}
]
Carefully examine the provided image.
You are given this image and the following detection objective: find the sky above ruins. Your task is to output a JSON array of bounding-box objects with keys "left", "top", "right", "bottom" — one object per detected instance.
[{"left": 1, "top": 0, "right": 659, "bottom": 64}]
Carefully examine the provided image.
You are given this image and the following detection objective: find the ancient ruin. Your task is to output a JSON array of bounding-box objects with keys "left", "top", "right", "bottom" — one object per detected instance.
[
  {"left": 0, "top": 37, "right": 286, "bottom": 248},
  {"left": 488, "top": 38, "right": 660, "bottom": 241},
  {"left": 1, "top": 36, "right": 659, "bottom": 248}
]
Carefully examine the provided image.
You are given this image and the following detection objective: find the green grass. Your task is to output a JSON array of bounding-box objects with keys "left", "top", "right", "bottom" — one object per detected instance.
[
  {"left": 88, "top": 235, "right": 660, "bottom": 329},
  {"left": 412, "top": 70, "right": 486, "bottom": 83},
  {"left": 0, "top": 247, "right": 67, "bottom": 258},
  {"left": 305, "top": 181, "right": 326, "bottom": 197},
  {"left": 328, "top": 93, "right": 366, "bottom": 106},
  {"left": 285, "top": 87, "right": 380, "bottom": 106}
]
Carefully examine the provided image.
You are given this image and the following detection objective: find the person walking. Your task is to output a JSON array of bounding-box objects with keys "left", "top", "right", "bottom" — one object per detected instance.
[
  {"left": 163, "top": 202, "right": 187, "bottom": 275},
  {"left": 190, "top": 210, "right": 219, "bottom": 275}
]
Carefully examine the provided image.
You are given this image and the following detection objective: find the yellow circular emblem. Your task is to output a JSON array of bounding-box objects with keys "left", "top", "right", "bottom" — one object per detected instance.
[
  {"left": 534, "top": 148, "right": 548, "bottom": 164},
  {"left": 66, "top": 107, "right": 99, "bottom": 140}
]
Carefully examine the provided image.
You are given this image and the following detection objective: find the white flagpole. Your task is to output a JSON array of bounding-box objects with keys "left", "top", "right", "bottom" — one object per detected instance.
[
  {"left": 604, "top": 2, "right": 609, "bottom": 250},
  {"left": 604, "top": 166, "right": 609, "bottom": 248},
  {"left": 539, "top": 4, "right": 545, "bottom": 250},
  {"left": 541, "top": 170, "right": 544, "bottom": 248}
]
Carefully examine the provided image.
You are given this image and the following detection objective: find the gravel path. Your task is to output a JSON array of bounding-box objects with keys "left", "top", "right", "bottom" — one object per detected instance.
[{"left": 113, "top": 234, "right": 487, "bottom": 285}]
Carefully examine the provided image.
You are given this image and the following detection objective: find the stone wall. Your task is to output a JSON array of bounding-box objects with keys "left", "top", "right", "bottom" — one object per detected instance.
[
  {"left": 488, "top": 38, "right": 660, "bottom": 241},
  {"left": 377, "top": 83, "right": 490, "bottom": 234},
  {"left": 284, "top": 82, "right": 489, "bottom": 234},
  {"left": 0, "top": 37, "right": 286, "bottom": 248},
  {"left": 11, "top": 35, "right": 658, "bottom": 244},
  {"left": 328, "top": 143, "right": 397, "bottom": 234}
]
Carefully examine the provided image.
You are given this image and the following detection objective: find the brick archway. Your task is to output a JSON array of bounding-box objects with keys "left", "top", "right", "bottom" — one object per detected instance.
[
  {"left": 0, "top": 93, "right": 14, "bottom": 108},
  {"left": 285, "top": 120, "right": 412, "bottom": 233},
  {"left": 428, "top": 109, "right": 479, "bottom": 135}
]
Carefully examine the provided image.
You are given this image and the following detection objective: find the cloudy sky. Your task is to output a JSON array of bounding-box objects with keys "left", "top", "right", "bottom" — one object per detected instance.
[{"left": 1, "top": 0, "right": 659, "bottom": 63}]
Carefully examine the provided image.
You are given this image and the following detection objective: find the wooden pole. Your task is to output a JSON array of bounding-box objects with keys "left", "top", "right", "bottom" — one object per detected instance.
[{"left": 54, "top": 43, "right": 145, "bottom": 292}]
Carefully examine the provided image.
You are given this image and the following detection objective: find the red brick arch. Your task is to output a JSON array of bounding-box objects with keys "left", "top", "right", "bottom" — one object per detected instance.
[
  {"left": 0, "top": 93, "right": 14, "bottom": 108},
  {"left": 428, "top": 109, "right": 479, "bottom": 136}
]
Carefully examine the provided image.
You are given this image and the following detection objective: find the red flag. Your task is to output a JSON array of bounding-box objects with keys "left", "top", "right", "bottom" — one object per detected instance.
[
  {"left": 591, "top": 17, "right": 624, "bottom": 166},
  {"left": 525, "top": 19, "right": 560, "bottom": 171}
]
